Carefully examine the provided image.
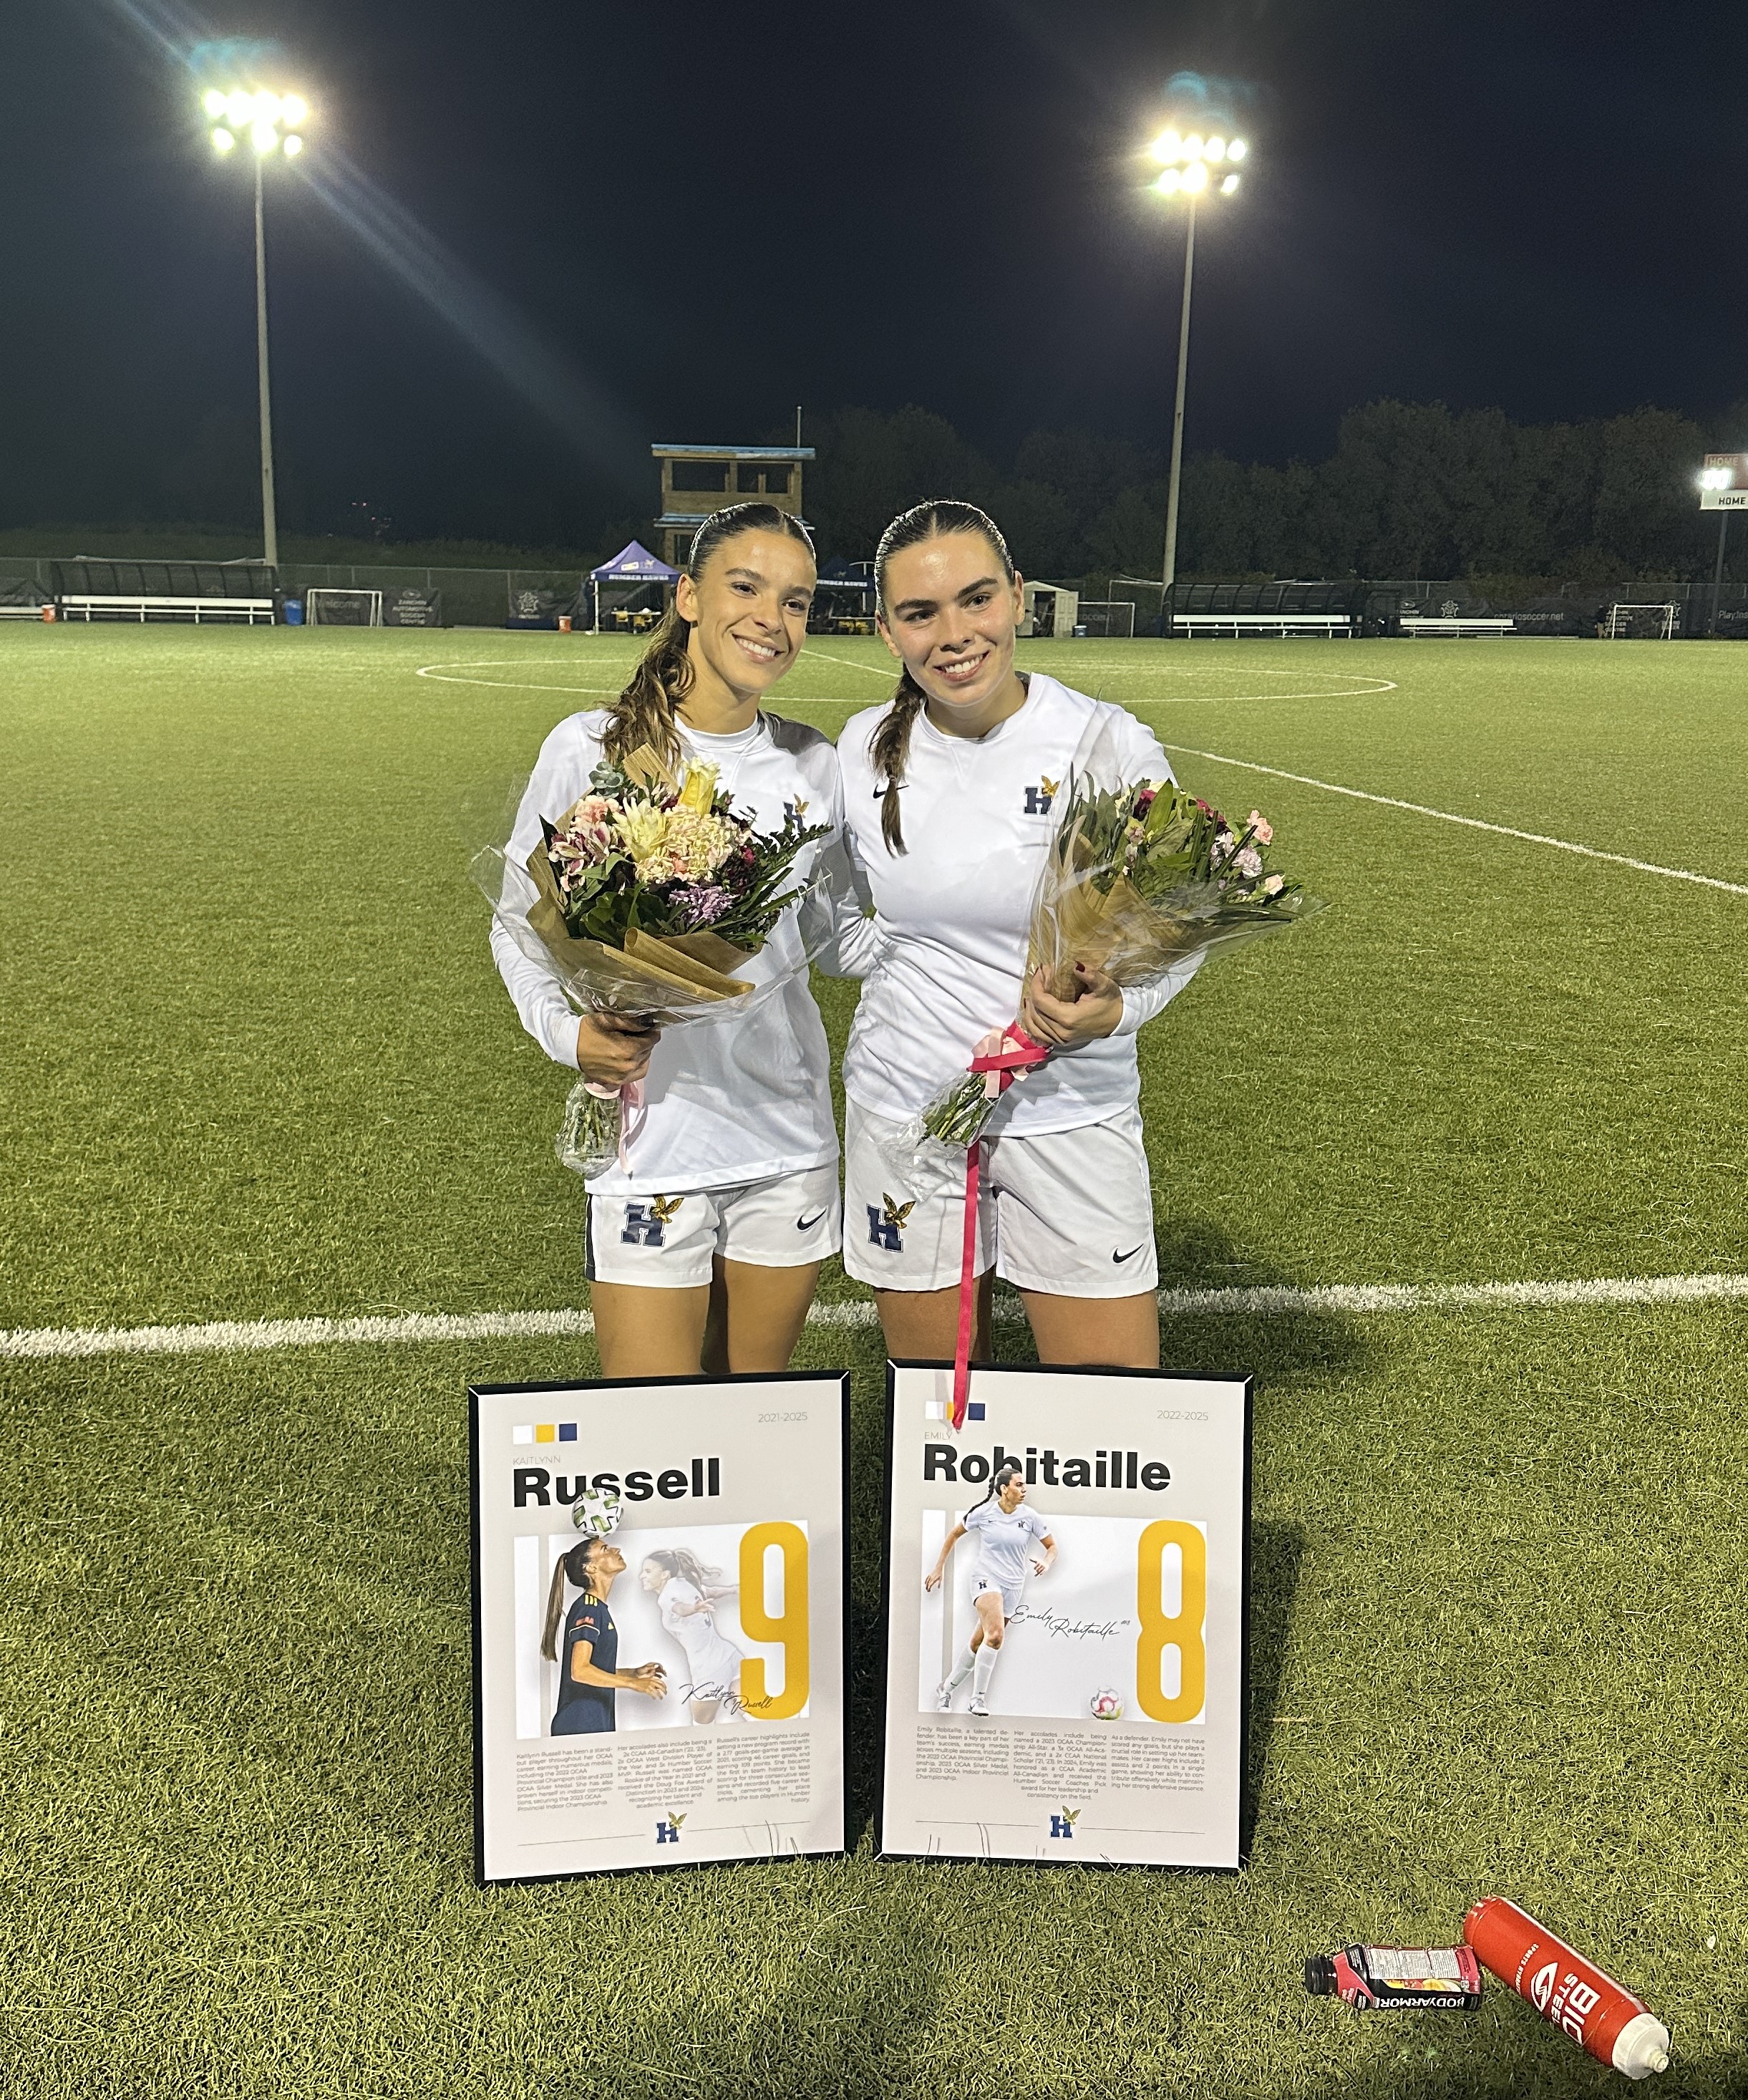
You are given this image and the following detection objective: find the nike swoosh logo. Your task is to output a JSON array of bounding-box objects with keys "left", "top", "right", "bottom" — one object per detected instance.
[
  {"left": 797, "top": 1210, "right": 828, "bottom": 1231},
  {"left": 1113, "top": 1245, "right": 1145, "bottom": 1263},
  {"left": 872, "top": 785, "right": 890, "bottom": 798}
]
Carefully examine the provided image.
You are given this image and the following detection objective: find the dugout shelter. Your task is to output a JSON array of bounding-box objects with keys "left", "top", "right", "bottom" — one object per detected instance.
[{"left": 51, "top": 558, "right": 278, "bottom": 624}]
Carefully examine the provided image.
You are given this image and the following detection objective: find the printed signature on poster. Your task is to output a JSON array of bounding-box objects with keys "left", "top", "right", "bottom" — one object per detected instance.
[{"left": 1007, "top": 1609, "right": 1133, "bottom": 1642}]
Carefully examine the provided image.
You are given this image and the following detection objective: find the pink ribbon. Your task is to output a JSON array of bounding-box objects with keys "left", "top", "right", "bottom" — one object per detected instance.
[{"left": 950, "top": 1024, "right": 1051, "bottom": 1430}]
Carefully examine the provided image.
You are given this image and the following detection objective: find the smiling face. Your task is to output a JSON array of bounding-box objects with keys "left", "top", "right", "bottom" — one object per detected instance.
[
  {"left": 675, "top": 527, "right": 815, "bottom": 706},
  {"left": 638, "top": 1557, "right": 669, "bottom": 1593},
  {"left": 878, "top": 530, "right": 1027, "bottom": 727}
]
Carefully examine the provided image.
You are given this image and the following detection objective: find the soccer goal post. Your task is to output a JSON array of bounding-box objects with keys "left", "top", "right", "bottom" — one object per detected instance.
[
  {"left": 1603, "top": 601, "right": 1678, "bottom": 639},
  {"left": 305, "top": 588, "right": 384, "bottom": 627},
  {"left": 1076, "top": 600, "right": 1137, "bottom": 639}
]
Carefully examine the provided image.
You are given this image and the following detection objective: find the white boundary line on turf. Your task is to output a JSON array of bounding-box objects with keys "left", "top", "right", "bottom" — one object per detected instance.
[
  {"left": 7, "top": 1270, "right": 1748, "bottom": 1363},
  {"left": 1165, "top": 744, "right": 1748, "bottom": 897}
]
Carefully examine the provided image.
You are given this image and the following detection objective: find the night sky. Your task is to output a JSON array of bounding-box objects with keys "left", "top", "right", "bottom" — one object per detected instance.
[{"left": 6, "top": 0, "right": 1747, "bottom": 545}]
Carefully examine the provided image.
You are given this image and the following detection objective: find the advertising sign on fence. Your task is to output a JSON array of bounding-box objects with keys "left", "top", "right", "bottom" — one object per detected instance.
[
  {"left": 470, "top": 1373, "right": 848, "bottom": 1884},
  {"left": 878, "top": 1362, "right": 1251, "bottom": 1870}
]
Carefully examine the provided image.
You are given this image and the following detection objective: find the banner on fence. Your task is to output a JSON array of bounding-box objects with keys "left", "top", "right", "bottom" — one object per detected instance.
[
  {"left": 878, "top": 1362, "right": 1251, "bottom": 1870},
  {"left": 470, "top": 1373, "right": 848, "bottom": 1884}
]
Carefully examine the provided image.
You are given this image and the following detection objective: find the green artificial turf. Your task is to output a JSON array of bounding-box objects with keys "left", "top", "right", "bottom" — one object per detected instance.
[{"left": 1, "top": 626, "right": 1744, "bottom": 2095}]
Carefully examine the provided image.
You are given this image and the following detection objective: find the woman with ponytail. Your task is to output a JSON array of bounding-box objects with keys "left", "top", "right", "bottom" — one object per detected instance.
[
  {"left": 492, "top": 505, "right": 871, "bottom": 1376},
  {"left": 540, "top": 1537, "right": 667, "bottom": 1736},
  {"left": 837, "top": 501, "right": 1200, "bottom": 1369},
  {"left": 924, "top": 1459, "right": 1055, "bottom": 1716}
]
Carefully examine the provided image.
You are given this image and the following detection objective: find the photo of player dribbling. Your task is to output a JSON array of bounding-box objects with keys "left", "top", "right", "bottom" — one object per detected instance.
[
  {"left": 925, "top": 1459, "right": 1056, "bottom": 1716},
  {"left": 638, "top": 1548, "right": 747, "bottom": 1723}
]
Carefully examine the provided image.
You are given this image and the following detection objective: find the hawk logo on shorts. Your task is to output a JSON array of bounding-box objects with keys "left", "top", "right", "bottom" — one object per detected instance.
[
  {"left": 1024, "top": 775, "right": 1059, "bottom": 816},
  {"left": 867, "top": 1193, "right": 915, "bottom": 1252},
  {"left": 623, "top": 1195, "right": 684, "bottom": 1247}
]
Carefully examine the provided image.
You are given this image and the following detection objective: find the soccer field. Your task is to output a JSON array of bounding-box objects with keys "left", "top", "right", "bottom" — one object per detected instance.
[{"left": 1, "top": 624, "right": 1744, "bottom": 2096}]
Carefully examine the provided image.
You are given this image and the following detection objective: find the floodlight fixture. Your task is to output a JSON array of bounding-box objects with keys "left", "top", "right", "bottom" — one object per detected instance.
[
  {"left": 1205, "top": 135, "right": 1227, "bottom": 161},
  {"left": 203, "top": 89, "right": 228, "bottom": 118},
  {"left": 1182, "top": 132, "right": 1204, "bottom": 159},
  {"left": 1228, "top": 137, "right": 1248, "bottom": 160},
  {"left": 1220, "top": 172, "right": 1240, "bottom": 194},
  {"left": 282, "top": 94, "right": 309, "bottom": 125},
  {"left": 225, "top": 89, "right": 253, "bottom": 126},
  {"left": 212, "top": 126, "right": 236, "bottom": 153},
  {"left": 282, "top": 133, "right": 304, "bottom": 158},
  {"left": 1152, "top": 128, "right": 1183, "bottom": 163},
  {"left": 1155, "top": 168, "right": 1182, "bottom": 195}
]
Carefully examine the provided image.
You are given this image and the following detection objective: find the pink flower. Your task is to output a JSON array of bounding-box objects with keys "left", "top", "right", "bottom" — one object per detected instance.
[
  {"left": 1263, "top": 873, "right": 1285, "bottom": 896},
  {"left": 1248, "top": 810, "right": 1273, "bottom": 845}
]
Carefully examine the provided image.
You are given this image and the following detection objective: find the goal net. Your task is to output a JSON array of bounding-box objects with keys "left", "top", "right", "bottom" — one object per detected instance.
[
  {"left": 306, "top": 587, "right": 384, "bottom": 627},
  {"left": 1603, "top": 601, "right": 1677, "bottom": 639},
  {"left": 1076, "top": 600, "right": 1136, "bottom": 639}
]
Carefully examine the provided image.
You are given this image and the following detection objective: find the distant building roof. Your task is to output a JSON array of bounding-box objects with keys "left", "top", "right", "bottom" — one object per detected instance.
[
  {"left": 655, "top": 512, "right": 812, "bottom": 531},
  {"left": 651, "top": 443, "right": 815, "bottom": 460}
]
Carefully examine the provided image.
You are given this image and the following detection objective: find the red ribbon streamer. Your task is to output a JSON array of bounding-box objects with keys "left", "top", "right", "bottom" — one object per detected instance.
[{"left": 950, "top": 1024, "right": 1050, "bottom": 1429}]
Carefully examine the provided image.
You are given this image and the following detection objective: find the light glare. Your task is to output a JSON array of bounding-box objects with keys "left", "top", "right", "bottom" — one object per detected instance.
[
  {"left": 225, "top": 89, "right": 254, "bottom": 127},
  {"left": 211, "top": 126, "right": 236, "bottom": 153},
  {"left": 203, "top": 89, "right": 228, "bottom": 118},
  {"left": 1205, "top": 135, "right": 1227, "bottom": 161},
  {"left": 1152, "top": 128, "right": 1183, "bottom": 163},
  {"left": 1183, "top": 160, "right": 1209, "bottom": 192},
  {"left": 252, "top": 120, "right": 279, "bottom": 154},
  {"left": 1155, "top": 168, "right": 1183, "bottom": 194},
  {"left": 281, "top": 95, "right": 309, "bottom": 125},
  {"left": 1228, "top": 137, "right": 1248, "bottom": 160},
  {"left": 1220, "top": 172, "right": 1240, "bottom": 194},
  {"left": 1182, "top": 132, "right": 1204, "bottom": 160},
  {"left": 253, "top": 92, "right": 282, "bottom": 123},
  {"left": 282, "top": 133, "right": 304, "bottom": 158},
  {"left": 1699, "top": 468, "right": 1732, "bottom": 489}
]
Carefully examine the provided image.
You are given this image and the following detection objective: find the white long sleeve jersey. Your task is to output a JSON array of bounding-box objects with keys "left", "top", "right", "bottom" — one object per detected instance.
[
  {"left": 837, "top": 674, "right": 1200, "bottom": 1136},
  {"left": 490, "top": 708, "right": 870, "bottom": 1195}
]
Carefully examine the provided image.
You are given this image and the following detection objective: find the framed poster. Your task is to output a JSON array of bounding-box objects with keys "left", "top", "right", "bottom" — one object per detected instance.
[
  {"left": 878, "top": 1362, "right": 1251, "bottom": 1870},
  {"left": 470, "top": 1371, "right": 848, "bottom": 1884}
]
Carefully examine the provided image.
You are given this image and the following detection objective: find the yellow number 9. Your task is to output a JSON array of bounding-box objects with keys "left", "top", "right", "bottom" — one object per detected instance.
[
  {"left": 1135, "top": 1520, "right": 1207, "bottom": 1724},
  {"left": 738, "top": 1521, "right": 810, "bottom": 1721}
]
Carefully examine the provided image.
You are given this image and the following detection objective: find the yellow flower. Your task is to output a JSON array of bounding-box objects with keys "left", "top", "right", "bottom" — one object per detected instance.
[
  {"left": 617, "top": 801, "right": 671, "bottom": 867},
  {"left": 678, "top": 760, "right": 719, "bottom": 814}
]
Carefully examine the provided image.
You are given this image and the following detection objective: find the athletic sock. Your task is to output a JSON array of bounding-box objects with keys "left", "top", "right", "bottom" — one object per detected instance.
[
  {"left": 972, "top": 1644, "right": 999, "bottom": 1700},
  {"left": 946, "top": 1645, "right": 978, "bottom": 1690}
]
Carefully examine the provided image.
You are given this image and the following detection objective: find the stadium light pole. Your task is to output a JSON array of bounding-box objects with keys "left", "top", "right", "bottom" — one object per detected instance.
[
  {"left": 1145, "top": 126, "right": 1249, "bottom": 609},
  {"left": 203, "top": 88, "right": 311, "bottom": 574}
]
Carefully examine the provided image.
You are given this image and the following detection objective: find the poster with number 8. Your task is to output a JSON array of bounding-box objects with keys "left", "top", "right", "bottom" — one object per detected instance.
[
  {"left": 470, "top": 1373, "right": 848, "bottom": 1883},
  {"left": 878, "top": 1363, "right": 1251, "bottom": 1869}
]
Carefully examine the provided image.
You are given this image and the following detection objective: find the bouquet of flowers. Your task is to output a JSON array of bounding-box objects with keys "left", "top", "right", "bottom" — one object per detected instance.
[
  {"left": 918, "top": 776, "right": 1319, "bottom": 1150},
  {"left": 478, "top": 745, "right": 828, "bottom": 1174}
]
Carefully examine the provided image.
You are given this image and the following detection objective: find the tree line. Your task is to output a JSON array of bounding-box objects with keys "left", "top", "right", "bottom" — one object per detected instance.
[{"left": 800, "top": 400, "right": 1746, "bottom": 586}]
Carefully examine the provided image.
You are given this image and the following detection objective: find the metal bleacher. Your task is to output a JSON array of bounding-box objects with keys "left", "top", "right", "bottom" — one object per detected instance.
[
  {"left": 1166, "top": 581, "right": 1362, "bottom": 638},
  {"left": 52, "top": 559, "right": 278, "bottom": 625}
]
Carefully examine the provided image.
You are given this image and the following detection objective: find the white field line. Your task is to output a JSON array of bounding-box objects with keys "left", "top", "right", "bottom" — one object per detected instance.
[
  {"left": 6, "top": 1271, "right": 1748, "bottom": 1363},
  {"left": 1165, "top": 743, "right": 1748, "bottom": 898}
]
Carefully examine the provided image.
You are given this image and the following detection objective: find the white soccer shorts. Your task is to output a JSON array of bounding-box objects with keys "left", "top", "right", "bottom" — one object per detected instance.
[
  {"left": 585, "top": 1163, "right": 840, "bottom": 1289},
  {"left": 842, "top": 1099, "right": 1158, "bottom": 1297}
]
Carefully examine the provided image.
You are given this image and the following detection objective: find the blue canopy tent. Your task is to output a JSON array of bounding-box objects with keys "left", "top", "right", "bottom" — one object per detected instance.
[{"left": 590, "top": 541, "right": 680, "bottom": 633}]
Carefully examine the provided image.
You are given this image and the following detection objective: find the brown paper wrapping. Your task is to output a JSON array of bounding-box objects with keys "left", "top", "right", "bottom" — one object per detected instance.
[{"left": 525, "top": 842, "right": 752, "bottom": 1001}]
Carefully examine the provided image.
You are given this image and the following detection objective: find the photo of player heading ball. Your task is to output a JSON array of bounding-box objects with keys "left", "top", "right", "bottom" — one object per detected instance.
[{"left": 880, "top": 1362, "right": 1251, "bottom": 1869}]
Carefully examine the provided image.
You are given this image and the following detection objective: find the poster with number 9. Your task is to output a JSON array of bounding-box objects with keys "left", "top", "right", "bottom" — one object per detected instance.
[
  {"left": 470, "top": 1372, "right": 848, "bottom": 1883},
  {"left": 878, "top": 1362, "right": 1251, "bottom": 1869}
]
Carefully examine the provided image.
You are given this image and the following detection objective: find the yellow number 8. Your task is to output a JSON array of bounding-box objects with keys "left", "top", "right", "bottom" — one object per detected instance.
[
  {"left": 1135, "top": 1520, "right": 1207, "bottom": 1724},
  {"left": 738, "top": 1521, "right": 809, "bottom": 1721}
]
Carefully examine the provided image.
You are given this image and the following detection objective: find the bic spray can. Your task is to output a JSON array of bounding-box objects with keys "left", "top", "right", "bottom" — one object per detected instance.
[
  {"left": 1304, "top": 1945, "right": 1482, "bottom": 2011},
  {"left": 1464, "top": 1897, "right": 1671, "bottom": 2079}
]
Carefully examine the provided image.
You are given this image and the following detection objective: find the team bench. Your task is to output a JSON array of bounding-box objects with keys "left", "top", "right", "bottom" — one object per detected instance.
[
  {"left": 1165, "top": 581, "right": 1364, "bottom": 639},
  {"left": 49, "top": 558, "right": 279, "bottom": 626},
  {"left": 1398, "top": 614, "right": 1515, "bottom": 638}
]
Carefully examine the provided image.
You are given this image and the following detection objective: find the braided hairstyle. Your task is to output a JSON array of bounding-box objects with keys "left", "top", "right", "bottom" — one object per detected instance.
[
  {"left": 601, "top": 501, "right": 815, "bottom": 771},
  {"left": 968, "top": 1458, "right": 1024, "bottom": 1516},
  {"left": 870, "top": 500, "right": 1015, "bottom": 853}
]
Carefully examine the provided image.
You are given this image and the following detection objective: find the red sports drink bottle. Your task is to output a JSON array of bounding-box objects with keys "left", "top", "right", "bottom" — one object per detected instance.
[{"left": 1463, "top": 1897, "right": 1670, "bottom": 2080}]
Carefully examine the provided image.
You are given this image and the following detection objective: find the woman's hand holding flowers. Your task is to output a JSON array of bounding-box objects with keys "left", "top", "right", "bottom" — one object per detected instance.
[{"left": 1019, "top": 961, "right": 1125, "bottom": 1050}]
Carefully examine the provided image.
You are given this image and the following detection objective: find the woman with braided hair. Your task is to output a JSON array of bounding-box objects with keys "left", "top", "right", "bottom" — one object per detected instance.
[
  {"left": 925, "top": 1459, "right": 1055, "bottom": 1716},
  {"left": 836, "top": 500, "right": 1201, "bottom": 1368},
  {"left": 492, "top": 503, "right": 875, "bottom": 1378}
]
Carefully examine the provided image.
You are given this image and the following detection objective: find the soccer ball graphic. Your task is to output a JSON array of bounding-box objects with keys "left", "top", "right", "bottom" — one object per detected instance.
[
  {"left": 571, "top": 1484, "right": 623, "bottom": 1537},
  {"left": 1089, "top": 1687, "right": 1124, "bottom": 1722}
]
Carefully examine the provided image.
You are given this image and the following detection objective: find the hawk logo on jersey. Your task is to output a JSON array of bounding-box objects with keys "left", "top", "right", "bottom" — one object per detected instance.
[
  {"left": 1024, "top": 775, "right": 1059, "bottom": 816},
  {"left": 784, "top": 796, "right": 810, "bottom": 823},
  {"left": 655, "top": 1810, "right": 687, "bottom": 1844},
  {"left": 623, "top": 1195, "right": 685, "bottom": 1246},
  {"left": 1049, "top": 1806, "right": 1082, "bottom": 1838},
  {"left": 868, "top": 1194, "right": 915, "bottom": 1252}
]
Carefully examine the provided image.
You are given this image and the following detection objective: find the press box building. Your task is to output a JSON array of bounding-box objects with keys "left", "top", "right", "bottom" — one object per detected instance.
[{"left": 652, "top": 442, "right": 815, "bottom": 567}]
